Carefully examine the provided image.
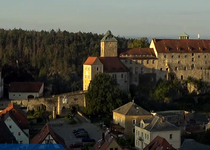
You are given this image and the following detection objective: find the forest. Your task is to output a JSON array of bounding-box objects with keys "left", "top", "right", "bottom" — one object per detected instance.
[{"left": 0, "top": 28, "right": 149, "bottom": 95}]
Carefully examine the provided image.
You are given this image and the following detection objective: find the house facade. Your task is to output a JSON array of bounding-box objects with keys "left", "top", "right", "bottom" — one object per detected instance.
[
  {"left": 135, "top": 116, "right": 181, "bottom": 149},
  {"left": 113, "top": 101, "right": 153, "bottom": 136},
  {"left": 8, "top": 82, "right": 44, "bottom": 100},
  {"left": 0, "top": 120, "right": 17, "bottom": 143}
]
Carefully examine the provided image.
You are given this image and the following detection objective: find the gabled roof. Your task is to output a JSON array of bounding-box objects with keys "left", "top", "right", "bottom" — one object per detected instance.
[
  {"left": 98, "top": 57, "right": 129, "bottom": 73},
  {"left": 119, "top": 48, "right": 157, "bottom": 59},
  {"left": 0, "top": 120, "right": 18, "bottom": 143},
  {"left": 9, "top": 82, "right": 44, "bottom": 93},
  {"left": 152, "top": 39, "right": 210, "bottom": 53},
  {"left": 143, "top": 136, "right": 175, "bottom": 150},
  {"left": 30, "top": 123, "right": 67, "bottom": 149},
  {"left": 179, "top": 32, "right": 189, "bottom": 37},
  {"left": 113, "top": 101, "right": 151, "bottom": 116},
  {"left": 101, "top": 30, "right": 117, "bottom": 42},
  {"left": 144, "top": 116, "right": 180, "bottom": 132},
  {"left": 84, "top": 57, "right": 98, "bottom": 65},
  {"left": 180, "top": 139, "right": 210, "bottom": 150},
  {"left": 0, "top": 103, "right": 29, "bottom": 129},
  {"left": 94, "top": 129, "right": 121, "bottom": 150}
]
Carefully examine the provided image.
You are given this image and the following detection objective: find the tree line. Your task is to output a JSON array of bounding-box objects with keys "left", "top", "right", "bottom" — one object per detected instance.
[{"left": 0, "top": 28, "right": 149, "bottom": 95}]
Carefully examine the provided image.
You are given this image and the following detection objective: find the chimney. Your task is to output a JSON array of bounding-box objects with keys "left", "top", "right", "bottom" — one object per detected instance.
[
  {"left": 102, "top": 132, "right": 105, "bottom": 141},
  {"left": 198, "top": 34, "right": 200, "bottom": 39}
]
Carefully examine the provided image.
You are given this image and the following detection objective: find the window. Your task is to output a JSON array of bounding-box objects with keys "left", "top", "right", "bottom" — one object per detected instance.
[
  {"left": 132, "top": 128, "right": 135, "bottom": 133},
  {"left": 135, "top": 67, "right": 138, "bottom": 74},
  {"left": 121, "top": 74, "right": 123, "bottom": 78},
  {"left": 125, "top": 60, "right": 127, "bottom": 63},
  {"left": 178, "top": 61, "right": 180, "bottom": 64},
  {"left": 164, "top": 55, "right": 166, "bottom": 58},
  {"left": 9, "top": 125, "right": 12, "bottom": 129},
  {"left": 184, "top": 67, "right": 186, "bottom": 70},
  {"left": 169, "top": 134, "right": 173, "bottom": 139},
  {"left": 110, "top": 148, "right": 113, "bottom": 150},
  {"left": 160, "top": 68, "right": 162, "bottom": 71},
  {"left": 147, "top": 60, "right": 149, "bottom": 64},
  {"left": 191, "top": 64, "right": 194, "bottom": 69},
  {"left": 192, "top": 58, "right": 194, "bottom": 62},
  {"left": 19, "top": 94, "right": 21, "bottom": 96},
  {"left": 135, "top": 60, "right": 138, "bottom": 64},
  {"left": 171, "top": 55, "right": 173, "bottom": 58},
  {"left": 185, "top": 55, "right": 187, "bottom": 58},
  {"left": 115, "top": 148, "right": 118, "bottom": 150},
  {"left": 132, "top": 119, "right": 136, "bottom": 125},
  {"left": 175, "top": 67, "right": 178, "bottom": 71},
  {"left": 205, "top": 55, "right": 206, "bottom": 58},
  {"left": 141, "top": 67, "right": 144, "bottom": 74},
  {"left": 192, "top": 53, "right": 194, "bottom": 56},
  {"left": 166, "top": 68, "right": 168, "bottom": 71},
  {"left": 18, "top": 132, "right": 21, "bottom": 136},
  {"left": 152, "top": 60, "right": 155, "bottom": 64},
  {"left": 198, "top": 55, "right": 200, "bottom": 58},
  {"left": 178, "top": 55, "right": 180, "bottom": 58},
  {"left": 130, "top": 60, "right": 132, "bottom": 64},
  {"left": 181, "top": 75, "right": 183, "bottom": 80},
  {"left": 13, "top": 94, "right": 15, "bottom": 96},
  {"left": 96, "top": 67, "right": 99, "bottom": 72}
]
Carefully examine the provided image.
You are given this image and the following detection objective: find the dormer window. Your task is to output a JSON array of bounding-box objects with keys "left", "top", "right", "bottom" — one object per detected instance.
[
  {"left": 165, "top": 46, "right": 170, "bottom": 51},
  {"left": 177, "top": 47, "right": 181, "bottom": 51},
  {"left": 188, "top": 47, "right": 193, "bottom": 51},
  {"left": 199, "top": 47, "right": 203, "bottom": 51}
]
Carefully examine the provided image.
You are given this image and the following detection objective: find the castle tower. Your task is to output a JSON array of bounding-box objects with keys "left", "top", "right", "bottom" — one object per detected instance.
[
  {"left": 179, "top": 32, "right": 189, "bottom": 39},
  {"left": 100, "top": 30, "right": 118, "bottom": 57}
]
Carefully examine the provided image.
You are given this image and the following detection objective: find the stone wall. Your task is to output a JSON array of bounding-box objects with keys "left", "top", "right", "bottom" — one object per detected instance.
[{"left": 0, "top": 91, "right": 86, "bottom": 115}]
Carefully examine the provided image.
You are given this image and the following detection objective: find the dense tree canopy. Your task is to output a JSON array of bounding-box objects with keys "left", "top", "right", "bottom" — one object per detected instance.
[
  {"left": 0, "top": 28, "right": 149, "bottom": 94},
  {"left": 84, "top": 73, "right": 126, "bottom": 116}
]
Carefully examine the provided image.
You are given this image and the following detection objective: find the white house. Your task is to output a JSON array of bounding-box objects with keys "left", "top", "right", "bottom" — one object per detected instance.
[
  {"left": 8, "top": 82, "right": 44, "bottom": 100},
  {"left": 135, "top": 116, "right": 181, "bottom": 150},
  {"left": 4, "top": 112, "right": 29, "bottom": 144}
]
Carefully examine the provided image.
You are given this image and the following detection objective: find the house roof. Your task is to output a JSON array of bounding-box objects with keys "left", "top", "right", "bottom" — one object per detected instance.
[
  {"left": 119, "top": 48, "right": 157, "bottom": 59},
  {"left": 143, "top": 136, "right": 175, "bottom": 150},
  {"left": 4, "top": 111, "right": 29, "bottom": 137},
  {"left": 152, "top": 39, "right": 210, "bottom": 53},
  {"left": 101, "top": 30, "right": 117, "bottom": 42},
  {"left": 0, "top": 120, "right": 18, "bottom": 143},
  {"left": 30, "top": 123, "right": 67, "bottom": 149},
  {"left": 83, "top": 57, "right": 98, "bottom": 65},
  {"left": 94, "top": 129, "right": 121, "bottom": 150},
  {"left": 0, "top": 103, "right": 29, "bottom": 129},
  {"left": 144, "top": 116, "right": 180, "bottom": 132},
  {"left": 113, "top": 101, "right": 151, "bottom": 116},
  {"left": 98, "top": 57, "right": 129, "bottom": 73},
  {"left": 9, "top": 82, "right": 44, "bottom": 93},
  {"left": 180, "top": 139, "right": 210, "bottom": 150}
]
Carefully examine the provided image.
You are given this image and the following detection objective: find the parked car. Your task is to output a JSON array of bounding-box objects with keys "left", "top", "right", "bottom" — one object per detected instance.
[
  {"left": 74, "top": 130, "right": 88, "bottom": 136},
  {"left": 82, "top": 138, "right": 96, "bottom": 142},
  {"left": 73, "top": 128, "right": 85, "bottom": 133},
  {"left": 76, "top": 133, "right": 89, "bottom": 138},
  {"left": 70, "top": 142, "right": 84, "bottom": 148}
]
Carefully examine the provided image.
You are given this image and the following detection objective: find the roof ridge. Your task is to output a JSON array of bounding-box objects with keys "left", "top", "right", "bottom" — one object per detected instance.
[{"left": 149, "top": 116, "right": 159, "bottom": 131}]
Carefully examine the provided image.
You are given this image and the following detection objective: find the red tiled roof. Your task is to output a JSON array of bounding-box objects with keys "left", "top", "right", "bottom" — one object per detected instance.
[
  {"left": 9, "top": 82, "right": 44, "bottom": 93},
  {"left": 152, "top": 39, "right": 210, "bottom": 53},
  {"left": 30, "top": 123, "right": 67, "bottom": 149},
  {"left": 0, "top": 103, "right": 29, "bottom": 129},
  {"left": 98, "top": 57, "right": 129, "bottom": 73},
  {"left": 83, "top": 57, "right": 98, "bottom": 65},
  {"left": 94, "top": 129, "right": 121, "bottom": 150},
  {"left": 143, "top": 136, "right": 175, "bottom": 150},
  {"left": 119, "top": 48, "right": 156, "bottom": 59}
]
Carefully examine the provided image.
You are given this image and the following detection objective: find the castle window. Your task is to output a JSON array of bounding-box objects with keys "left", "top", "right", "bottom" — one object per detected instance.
[
  {"left": 130, "top": 60, "right": 132, "bottom": 64},
  {"left": 181, "top": 75, "right": 183, "bottom": 80},
  {"left": 192, "top": 53, "right": 194, "bottom": 56},
  {"left": 160, "top": 68, "right": 162, "bottom": 71},
  {"left": 171, "top": 55, "right": 174, "bottom": 58},
  {"left": 192, "top": 58, "right": 194, "bottom": 62},
  {"left": 166, "top": 68, "right": 168, "bottom": 71},
  {"left": 178, "top": 61, "right": 180, "bottom": 64},
  {"left": 164, "top": 55, "right": 166, "bottom": 58},
  {"left": 152, "top": 60, "right": 155, "bottom": 64},
  {"left": 178, "top": 55, "right": 180, "bottom": 58},
  {"left": 184, "top": 67, "right": 186, "bottom": 70},
  {"left": 205, "top": 55, "right": 207, "bottom": 58},
  {"left": 175, "top": 67, "right": 178, "bottom": 71},
  {"left": 97, "top": 67, "right": 99, "bottom": 71},
  {"left": 191, "top": 64, "right": 194, "bottom": 69},
  {"left": 198, "top": 55, "right": 200, "bottom": 58},
  {"left": 185, "top": 55, "right": 187, "bottom": 58},
  {"left": 147, "top": 60, "right": 149, "bottom": 64}
]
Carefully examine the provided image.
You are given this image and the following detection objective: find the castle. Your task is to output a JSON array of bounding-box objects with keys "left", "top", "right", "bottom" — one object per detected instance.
[{"left": 83, "top": 30, "right": 210, "bottom": 91}]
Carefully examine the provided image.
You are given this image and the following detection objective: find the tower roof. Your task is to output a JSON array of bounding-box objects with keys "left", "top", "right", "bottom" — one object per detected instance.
[
  {"left": 101, "top": 30, "right": 117, "bottom": 42},
  {"left": 179, "top": 32, "right": 189, "bottom": 37}
]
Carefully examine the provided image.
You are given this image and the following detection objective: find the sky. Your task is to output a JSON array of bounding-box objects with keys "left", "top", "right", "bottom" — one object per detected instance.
[{"left": 1, "top": 0, "right": 210, "bottom": 39}]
